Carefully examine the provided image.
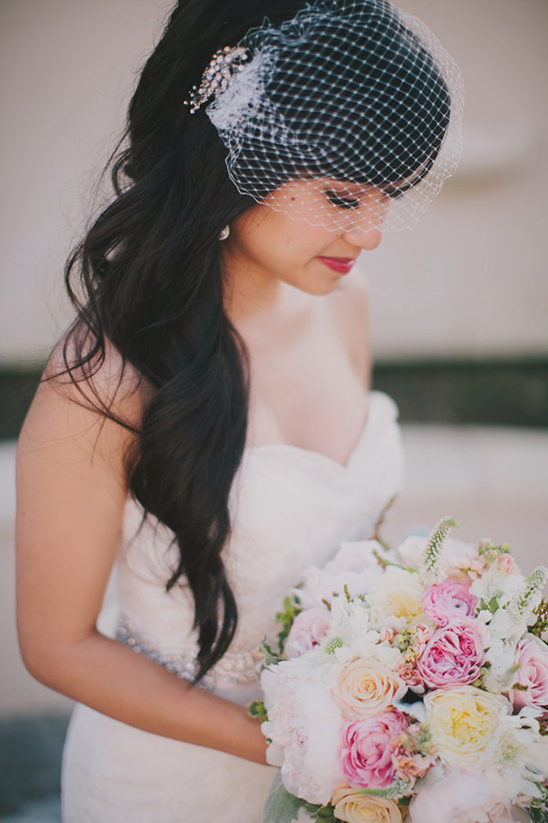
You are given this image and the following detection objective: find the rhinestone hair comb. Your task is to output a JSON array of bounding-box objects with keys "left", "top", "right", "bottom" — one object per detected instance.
[{"left": 184, "top": 45, "right": 250, "bottom": 114}]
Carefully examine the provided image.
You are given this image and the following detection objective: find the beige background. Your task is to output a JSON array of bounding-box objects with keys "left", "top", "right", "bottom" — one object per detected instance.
[
  {"left": 0, "top": 0, "right": 547, "bottom": 718},
  {"left": 1, "top": 0, "right": 547, "bottom": 363}
]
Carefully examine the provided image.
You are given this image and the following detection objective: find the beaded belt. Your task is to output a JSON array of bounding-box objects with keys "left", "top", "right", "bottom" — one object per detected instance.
[{"left": 115, "top": 616, "right": 261, "bottom": 689}]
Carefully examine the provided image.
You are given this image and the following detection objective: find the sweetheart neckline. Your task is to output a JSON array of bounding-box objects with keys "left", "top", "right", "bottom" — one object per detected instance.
[{"left": 243, "top": 390, "right": 390, "bottom": 471}]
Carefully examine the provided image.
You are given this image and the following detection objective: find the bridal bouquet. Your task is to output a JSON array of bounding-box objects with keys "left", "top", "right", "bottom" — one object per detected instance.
[{"left": 254, "top": 519, "right": 548, "bottom": 823}]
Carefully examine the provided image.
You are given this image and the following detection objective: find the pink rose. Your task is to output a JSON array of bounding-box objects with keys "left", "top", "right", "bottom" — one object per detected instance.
[
  {"left": 416, "top": 619, "right": 485, "bottom": 689},
  {"left": 512, "top": 635, "right": 548, "bottom": 710},
  {"left": 340, "top": 710, "right": 409, "bottom": 788},
  {"left": 421, "top": 580, "right": 477, "bottom": 627},
  {"left": 284, "top": 608, "right": 331, "bottom": 658},
  {"left": 497, "top": 553, "right": 518, "bottom": 575}
]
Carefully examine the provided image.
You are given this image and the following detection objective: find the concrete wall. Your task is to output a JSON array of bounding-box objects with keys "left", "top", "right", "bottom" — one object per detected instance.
[{"left": 1, "top": 0, "right": 547, "bottom": 364}]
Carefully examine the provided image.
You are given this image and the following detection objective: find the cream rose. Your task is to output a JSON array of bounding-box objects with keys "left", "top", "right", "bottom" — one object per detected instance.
[
  {"left": 368, "top": 567, "right": 425, "bottom": 628},
  {"left": 424, "top": 686, "right": 511, "bottom": 769},
  {"left": 334, "top": 659, "right": 404, "bottom": 719},
  {"left": 332, "top": 787, "right": 403, "bottom": 823}
]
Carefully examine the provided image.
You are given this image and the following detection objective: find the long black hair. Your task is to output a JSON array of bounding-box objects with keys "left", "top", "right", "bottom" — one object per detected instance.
[{"left": 58, "top": 0, "right": 452, "bottom": 681}]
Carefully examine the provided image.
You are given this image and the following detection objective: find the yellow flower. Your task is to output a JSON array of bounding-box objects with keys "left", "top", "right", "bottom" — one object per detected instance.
[
  {"left": 332, "top": 787, "right": 403, "bottom": 823},
  {"left": 424, "top": 686, "right": 510, "bottom": 769},
  {"left": 370, "top": 567, "right": 424, "bottom": 626},
  {"left": 334, "top": 659, "right": 403, "bottom": 719}
]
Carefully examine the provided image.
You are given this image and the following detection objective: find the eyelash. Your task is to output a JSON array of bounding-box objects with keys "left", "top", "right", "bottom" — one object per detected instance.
[
  {"left": 325, "top": 187, "right": 406, "bottom": 209},
  {"left": 325, "top": 191, "right": 361, "bottom": 210}
]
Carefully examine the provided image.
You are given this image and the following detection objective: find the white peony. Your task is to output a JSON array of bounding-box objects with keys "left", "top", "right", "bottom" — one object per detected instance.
[
  {"left": 406, "top": 766, "right": 532, "bottom": 823},
  {"left": 327, "top": 540, "right": 390, "bottom": 572},
  {"left": 296, "top": 540, "right": 386, "bottom": 610},
  {"left": 261, "top": 659, "right": 345, "bottom": 805}
]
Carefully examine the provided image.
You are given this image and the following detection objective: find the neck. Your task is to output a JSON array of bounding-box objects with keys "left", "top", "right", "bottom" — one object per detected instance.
[{"left": 221, "top": 245, "right": 312, "bottom": 340}]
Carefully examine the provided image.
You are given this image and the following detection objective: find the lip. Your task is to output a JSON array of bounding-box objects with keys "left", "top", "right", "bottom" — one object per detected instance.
[{"left": 317, "top": 256, "right": 357, "bottom": 274}]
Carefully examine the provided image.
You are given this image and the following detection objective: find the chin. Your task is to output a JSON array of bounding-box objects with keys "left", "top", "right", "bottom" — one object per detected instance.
[{"left": 307, "top": 278, "right": 343, "bottom": 296}]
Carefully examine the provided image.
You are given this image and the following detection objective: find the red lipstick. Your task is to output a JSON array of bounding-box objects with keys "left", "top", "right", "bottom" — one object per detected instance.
[{"left": 317, "top": 256, "right": 357, "bottom": 274}]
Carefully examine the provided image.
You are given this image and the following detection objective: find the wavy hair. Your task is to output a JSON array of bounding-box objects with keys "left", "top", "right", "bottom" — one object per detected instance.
[{"left": 57, "top": 0, "right": 452, "bottom": 681}]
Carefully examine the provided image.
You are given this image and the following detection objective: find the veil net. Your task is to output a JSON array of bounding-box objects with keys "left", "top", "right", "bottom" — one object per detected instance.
[{"left": 206, "top": 0, "right": 464, "bottom": 232}]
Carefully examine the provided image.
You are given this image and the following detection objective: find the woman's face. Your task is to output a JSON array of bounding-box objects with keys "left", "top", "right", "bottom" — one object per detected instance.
[{"left": 222, "top": 179, "right": 391, "bottom": 297}]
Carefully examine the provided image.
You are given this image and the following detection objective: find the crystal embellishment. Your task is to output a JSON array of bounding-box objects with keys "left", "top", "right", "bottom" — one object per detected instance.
[
  {"left": 184, "top": 45, "right": 250, "bottom": 114},
  {"left": 115, "top": 616, "right": 261, "bottom": 689}
]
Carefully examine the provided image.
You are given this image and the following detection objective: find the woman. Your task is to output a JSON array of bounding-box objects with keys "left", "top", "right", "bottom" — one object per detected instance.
[{"left": 16, "top": 0, "right": 462, "bottom": 820}]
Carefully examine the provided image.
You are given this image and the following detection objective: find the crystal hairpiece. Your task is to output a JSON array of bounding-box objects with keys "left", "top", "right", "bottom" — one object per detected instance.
[{"left": 184, "top": 45, "right": 249, "bottom": 114}]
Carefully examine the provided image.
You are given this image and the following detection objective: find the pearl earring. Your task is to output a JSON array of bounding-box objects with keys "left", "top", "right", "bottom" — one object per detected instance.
[{"left": 219, "top": 225, "right": 230, "bottom": 241}]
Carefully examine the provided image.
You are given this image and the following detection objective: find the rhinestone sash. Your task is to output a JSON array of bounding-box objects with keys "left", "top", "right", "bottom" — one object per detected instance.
[{"left": 115, "top": 616, "right": 261, "bottom": 690}]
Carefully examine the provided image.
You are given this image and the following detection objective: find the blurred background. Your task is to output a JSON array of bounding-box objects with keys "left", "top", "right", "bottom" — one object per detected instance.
[{"left": 1, "top": 0, "right": 547, "bottom": 820}]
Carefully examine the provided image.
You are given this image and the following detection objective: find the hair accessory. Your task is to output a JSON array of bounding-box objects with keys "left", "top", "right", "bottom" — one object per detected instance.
[
  {"left": 218, "top": 225, "right": 230, "bottom": 241},
  {"left": 184, "top": 46, "right": 249, "bottom": 114},
  {"left": 198, "top": 0, "right": 464, "bottom": 232}
]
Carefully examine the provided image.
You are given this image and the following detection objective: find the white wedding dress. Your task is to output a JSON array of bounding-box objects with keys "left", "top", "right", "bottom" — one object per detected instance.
[{"left": 61, "top": 391, "right": 404, "bottom": 823}]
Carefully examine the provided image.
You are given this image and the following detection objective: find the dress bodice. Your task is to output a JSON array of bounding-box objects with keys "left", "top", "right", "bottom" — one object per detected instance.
[
  {"left": 62, "top": 391, "right": 405, "bottom": 823},
  {"left": 110, "top": 391, "right": 404, "bottom": 697}
]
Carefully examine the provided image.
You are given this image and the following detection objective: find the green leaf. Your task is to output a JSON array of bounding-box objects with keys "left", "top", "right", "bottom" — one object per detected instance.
[
  {"left": 276, "top": 596, "right": 303, "bottom": 653},
  {"left": 248, "top": 699, "right": 268, "bottom": 722},
  {"left": 263, "top": 775, "right": 323, "bottom": 823},
  {"left": 527, "top": 785, "right": 548, "bottom": 823},
  {"left": 530, "top": 597, "right": 548, "bottom": 638}
]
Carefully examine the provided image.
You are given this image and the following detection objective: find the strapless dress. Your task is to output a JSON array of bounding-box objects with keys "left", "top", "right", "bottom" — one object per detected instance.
[{"left": 61, "top": 391, "right": 404, "bottom": 822}]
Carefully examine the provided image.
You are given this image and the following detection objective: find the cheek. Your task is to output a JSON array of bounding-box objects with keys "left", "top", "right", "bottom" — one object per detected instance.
[{"left": 233, "top": 209, "right": 332, "bottom": 269}]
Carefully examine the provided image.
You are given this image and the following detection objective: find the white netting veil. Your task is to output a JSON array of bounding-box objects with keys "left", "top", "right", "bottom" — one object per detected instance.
[{"left": 201, "top": 0, "right": 464, "bottom": 232}]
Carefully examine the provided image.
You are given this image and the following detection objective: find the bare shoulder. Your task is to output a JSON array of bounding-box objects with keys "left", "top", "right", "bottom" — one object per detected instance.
[
  {"left": 326, "top": 270, "right": 371, "bottom": 384},
  {"left": 42, "top": 333, "right": 147, "bottom": 433},
  {"left": 19, "top": 334, "right": 146, "bottom": 481}
]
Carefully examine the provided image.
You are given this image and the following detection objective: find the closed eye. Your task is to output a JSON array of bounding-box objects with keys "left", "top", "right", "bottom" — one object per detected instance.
[{"left": 325, "top": 190, "right": 361, "bottom": 210}]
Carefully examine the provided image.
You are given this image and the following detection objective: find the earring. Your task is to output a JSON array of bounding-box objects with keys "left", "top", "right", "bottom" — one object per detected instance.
[{"left": 219, "top": 225, "right": 230, "bottom": 241}]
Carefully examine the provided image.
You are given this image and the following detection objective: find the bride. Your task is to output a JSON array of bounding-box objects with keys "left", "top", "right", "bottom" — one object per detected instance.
[{"left": 15, "top": 1, "right": 462, "bottom": 820}]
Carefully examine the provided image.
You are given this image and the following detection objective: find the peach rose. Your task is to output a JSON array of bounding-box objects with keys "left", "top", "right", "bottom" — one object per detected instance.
[
  {"left": 334, "top": 659, "right": 404, "bottom": 720},
  {"left": 497, "top": 553, "right": 518, "bottom": 575},
  {"left": 332, "top": 787, "right": 403, "bottom": 823}
]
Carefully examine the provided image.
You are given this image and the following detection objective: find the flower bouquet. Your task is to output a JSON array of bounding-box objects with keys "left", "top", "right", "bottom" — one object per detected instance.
[{"left": 254, "top": 519, "right": 548, "bottom": 823}]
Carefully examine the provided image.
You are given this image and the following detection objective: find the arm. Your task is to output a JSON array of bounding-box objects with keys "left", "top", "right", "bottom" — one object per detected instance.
[{"left": 16, "top": 366, "right": 266, "bottom": 764}]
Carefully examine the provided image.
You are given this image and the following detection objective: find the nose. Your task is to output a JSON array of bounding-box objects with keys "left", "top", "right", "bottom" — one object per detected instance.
[
  {"left": 341, "top": 188, "right": 389, "bottom": 250},
  {"left": 342, "top": 224, "right": 383, "bottom": 250}
]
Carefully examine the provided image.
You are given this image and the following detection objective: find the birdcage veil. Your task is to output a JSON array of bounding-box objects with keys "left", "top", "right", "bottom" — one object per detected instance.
[{"left": 187, "top": 0, "right": 464, "bottom": 232}]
